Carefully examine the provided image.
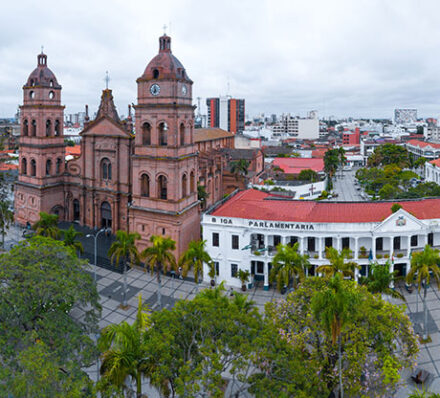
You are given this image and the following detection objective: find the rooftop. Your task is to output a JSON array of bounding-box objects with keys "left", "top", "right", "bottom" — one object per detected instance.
[
  {"left": 194, "top": 128, "right": 234, "bottom": 143},
  {"left": 273, "top": 157, "right": 324, "bottom": 174},
  {"left": 406, "top": 139, "right": 440, "bottom": 149}
]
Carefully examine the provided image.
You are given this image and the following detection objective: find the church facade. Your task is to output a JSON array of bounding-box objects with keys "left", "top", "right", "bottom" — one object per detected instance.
[{"left": 15, "top": 35, "right": 236, "bottom": 255}]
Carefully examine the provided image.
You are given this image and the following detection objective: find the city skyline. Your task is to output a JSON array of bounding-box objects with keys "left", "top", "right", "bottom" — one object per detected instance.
[{"left": 2, "top": 0, "right": 440, "bottom": 119}]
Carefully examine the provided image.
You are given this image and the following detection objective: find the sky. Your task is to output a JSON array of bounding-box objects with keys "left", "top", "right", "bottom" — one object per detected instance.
[{"left": 2, "top": 0, "right": 440, "bottom": 120}]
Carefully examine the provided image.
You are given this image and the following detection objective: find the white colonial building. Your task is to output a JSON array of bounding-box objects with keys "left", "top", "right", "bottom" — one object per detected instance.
[{"left": 202, "top": 189, "right": 440, "bottom": 289}]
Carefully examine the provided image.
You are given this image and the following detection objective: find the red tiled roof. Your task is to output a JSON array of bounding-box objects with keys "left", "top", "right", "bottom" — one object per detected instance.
[
  {"left": 273, "top": 157, "right": 324, "bottom": 173},
  {"left": 66, "top": 145, "right": 81, "bottom": 156},
  {"left": 407, "top": 139, "right": 440, "bottom": 149},
  {"left": 0, "top": 163, "right": 18, "bottom": 171},
  {"left": 211, "top": 189, "right": 440, "bottom": 223},
  {"left": 430, "top": 158, "right": 440, "bottom": 167}
]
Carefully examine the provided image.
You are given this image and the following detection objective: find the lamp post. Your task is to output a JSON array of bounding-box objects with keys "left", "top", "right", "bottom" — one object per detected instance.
[{"left": 86, "top": 227, "right": 108, "bottom": 282}]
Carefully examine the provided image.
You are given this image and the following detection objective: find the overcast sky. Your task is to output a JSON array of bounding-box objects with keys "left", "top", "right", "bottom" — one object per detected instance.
[{"left": 2, "top": 0, "right": 440, "bottom": 120}]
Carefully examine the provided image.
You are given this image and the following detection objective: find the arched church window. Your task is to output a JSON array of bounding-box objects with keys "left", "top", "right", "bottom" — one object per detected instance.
[
  {"left": 23, "top": 119, "right": 28, "bottom": 136},
  {"left": 141, "top": 174, "right": 150, "bottom": 197},
  {"left": 54, "top": 120, "right": 60, "bottom": 136},
  {"left": 190, "top": 171, "right": 195, "bottom": 193},
  {"left": 49, "top": 80, "right": 54, "bottom": 87},
  {"left": 21, "top": 158, "right": 27, "bottom": 175},
  {"left": 159, "top": 122, "right": 167, "bottom": 146},
  {"left": 182, "top": 174, "right": 187, "bottom": 198},
  {"left": 46, "top": 119, "right": 52, "bottom": 137},
  {"left": 30, "top": 79, "right": 34, "bottom": 86},
  {"left": 48, "top": 91, "right": 54, "bottom": 99},
  {"left": 158, "top": 175, "right": 167, "bottom": 200},
  {"left": 31, "top": 120, "right": 37, "bottom": 136},
  {"left": 56, "top": 157, "right": 62, "bottom": 174},
  {"left": 29, "top": 91, "right": 35, "bottom": 99},
  {"left": 73, "top": 199, "right": 80, "bottom": 222},
  {"left": 30, "top": 159, "right": 36, "bottom": 176},
  {"left": 180, "top": 123, "right": 185, "bottom": 146},
  {"left": 46, "top": 159, "right": 52, "bottom": 176},
  {"left": 142, "top": 122, "right": 151, "bottom": 145},
  {"left": 153, "top": 69, "right": 159, "bottom": 79},
  {"left": 215, "top": 175, "right": 219, "bottom": 191},
  {"left": 101, "top": 158, "right": 112, "bottom": 181}
]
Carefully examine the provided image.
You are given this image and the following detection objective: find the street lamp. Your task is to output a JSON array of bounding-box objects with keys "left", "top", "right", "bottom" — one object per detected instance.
[{"left": 86, "top": 227, "right": 109, "bottom": 282}]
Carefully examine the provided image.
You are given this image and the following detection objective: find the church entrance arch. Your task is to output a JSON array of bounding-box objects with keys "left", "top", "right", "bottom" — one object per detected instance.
[
  {"left": 73, "top": 199, "right": 80, "bottom": 222},
  {"left": 101, "top": 201, "right": 112, "bottom": 229}
]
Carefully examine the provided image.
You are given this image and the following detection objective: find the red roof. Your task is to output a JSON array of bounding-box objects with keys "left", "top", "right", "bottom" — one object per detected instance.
[
  {"left": 0, "top": 163, "right": 18, "bottom": 171},
  {"left": 407, "top": 139, "right": 440, "bottom": 149},
  {"left": 273, "top": 158, "right": 324, "bottom": 174},
  {"left": 211, "top": 189, "right": 440, "bottom": 223},
  {"left": 430, "top": 158, "right": 440, "bottom": 167},
  {"left": 66, "top": 145, "right": 81, "bottom": 156}
]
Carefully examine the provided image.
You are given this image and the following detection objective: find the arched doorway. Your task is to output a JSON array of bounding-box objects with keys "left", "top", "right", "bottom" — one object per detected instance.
[
  {"left": 101, "top": 201, "right": 112, "bottom": 229},
  {"left": 51, "top": 205, "right": 64, "bottom": 221},
  {"left": 73, "top": 199, "right": 80, "bottom": 222}
]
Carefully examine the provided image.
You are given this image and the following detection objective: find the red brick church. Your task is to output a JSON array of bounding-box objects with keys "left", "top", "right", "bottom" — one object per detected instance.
[{"left": 15, "top": 35, "right": 263, "bottom": 256}]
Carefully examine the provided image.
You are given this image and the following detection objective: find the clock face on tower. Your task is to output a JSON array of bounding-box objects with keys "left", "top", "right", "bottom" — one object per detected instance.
[
  {"left": 181, "top": 85, "right": 187, "bottom": 96},
  {"left": 150, "top": 84, "right": 160, "bottom": 96}
]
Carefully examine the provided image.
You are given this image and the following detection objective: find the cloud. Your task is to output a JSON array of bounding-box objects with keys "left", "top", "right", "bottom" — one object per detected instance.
[{"left": 1, "top": 0, "right": 440, "bottom": 119}]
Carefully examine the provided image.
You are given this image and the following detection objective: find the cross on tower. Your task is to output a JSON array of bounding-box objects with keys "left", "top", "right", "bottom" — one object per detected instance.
[
  {"left": 163, "top": 24, "right": 167, "bottom": 35},
  {"left": 104, "top": 71, "right": 110, "bottom": 89},
  {"left": 41, "top": 45, "right": 44, "bottom": 54},
  {"left": 309, "top": 184, "right": 316, "bottom": 195}
]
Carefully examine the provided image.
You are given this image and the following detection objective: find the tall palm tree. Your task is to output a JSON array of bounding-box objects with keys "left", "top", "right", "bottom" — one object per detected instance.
[
  {"left": 32, "top": 211, "right": 60, "bottom": 239},
  {"left": 230, "top": 159, "right": 249, "bottom": 180},
  {"left": 406, "top": 244, "right": 440, "bottom": 340},
  {"left": 0, "top": 200, "right": 13, "bottom": 247},
  {"left": 360, "top": 261, "right": 405, "bottom": 301},
  {"left": 141, "top": 235, "right": 176, "bottom": 309},
  {"left": 62, "top": 225, "right": 84, "bottom": 255},
  {"left": 179, "top": 239, "right": 212, "bottom": 291},
  {"left": 312, "top": 274, "right": 359, "bottom": 398},
  {"left": 270, "top": 242, "right": 309, "bottom": 292},
  {"left": 99, "top": 295, "right": 150, "bottom": 397},
  {"left": 316, "top": 247, "right": 359, "bottom": 279},
  {"left": 108, "top": 230, "right": 141, "bottom": 308}
]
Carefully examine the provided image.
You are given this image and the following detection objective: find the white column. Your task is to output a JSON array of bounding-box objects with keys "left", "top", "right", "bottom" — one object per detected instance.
[
  {"left": 354, "top": 236, "right": 359, "bottom": 260},
  {"left": 406, "top": 235, "right": 411, "bottom": 258},
  {"left": 300, "top": 236, "right": 305, "bottom": 255},
  {"left": 390, "top": 236, "right": 394, "bottom": 259},
  {"left": 263, "top": 262, "right": 269, "bottom": 290},
  {"left": 372, "top": 236, "right": 376, "bottom": 260},
  {"left": 337, "top": 236, "right": 341, "bottom": 252},
  {"left": 318, "top": 237, "right": 323, "bottom": 259}
]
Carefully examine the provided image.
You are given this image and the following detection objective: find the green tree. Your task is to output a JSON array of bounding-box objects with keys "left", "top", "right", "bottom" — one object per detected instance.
[
  {"left": 32, "top": 211, "right": 61, "bottom": 239},
  {"left": 0, "top": 199, "right": 13, "bottom": 247},
  {"left": 179, "top": 239, "right": 212, "bottom": 289},
  {"left": 265, "top": 277, "right": 418, "bottom": 396},
  {"left": 230, "top": 159, "right": 249, "bottom": 179},
  {"left": 367, "top": 144, "right": 410, "bottom": 168},
  {"left": 360, "top": 261, "right": 405, "bottom": 300},
  {"left": 0, "top": 236, "right": 101, "bottom": 396},
  {"left": 197, "top": 183, "right": 209, "bottom": 208},
  {"left": 316, "top": 247, "right": 358, "bottom": 279},
  {"left": 378, "top": 183, "right": 400, "bottom": 199},
  {"left": 406, "top": 244, "right": 440, "bottom": 340},
  {"left": 324, "top": 148, "right": 341, "bottom": 179},
  {"left": 414, "top": 156, "right": 427, "bottom": 170},
  {"left": 391, "top": 203, "right": 402, "bottom": 213},
  {"left": 108, "top": 230, "right": 141, "bottom": 308},
  {"left": 312, "top": 274, "right": 358, "bottom": 398},
  {"left": 62, "top": 224, "right": 84, "bottom": 254},
  {"left": 297, "top": 168, "right": 319, "bottom": 182},
  {"left": 141, "top": 235, "right": 176, "bottom": 309},
  {"left": 98, "top": 295, "right": 151, "bottom": 398},
  {"left": 270, "top": 242, "right": 309, "bottom": 291}
]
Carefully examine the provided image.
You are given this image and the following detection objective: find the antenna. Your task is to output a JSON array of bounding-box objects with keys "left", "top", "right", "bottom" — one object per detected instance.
[
  {"left": 104, "top": 71, "right": 110, "bottom": 89},
  {"left": 163, "top": 24, "right": 167, "bottom": 35},
  {"left": 41, "top": 45, "right": 44, "bottom": 54}
]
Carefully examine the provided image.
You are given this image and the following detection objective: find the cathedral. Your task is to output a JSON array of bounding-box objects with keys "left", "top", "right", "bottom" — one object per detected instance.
[{"left": 14, "top": 34, "right": 255, "bottom": 256}]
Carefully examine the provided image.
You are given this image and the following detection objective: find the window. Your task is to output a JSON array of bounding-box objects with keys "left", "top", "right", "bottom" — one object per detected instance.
[
  {"left": 273, "top": 235, "right": 281, "bottom": 247},
  {"left": 73, "top": 199, "right": 80, "bottom": 221},
  {"left": 325, "top": 237, "right": 332, "bottom": 248},
  {"left": 54, "top": 120, "right": 60, "bottom": 136},
  {"left": 190, "top": 171, "right": 195, "bottom": 193},
  {"left": 29, "top": 91, "right": 35, "bottom": 99},
  {"left": 376, "top": 237, "right": 383, "bottom": 251},
  {"left": 46, "top": 159, "right": 52, "bottom": 176},
  {"left": 288, "top": 236, "right": 298, "bottom": 247},
  {"left": 231, "top": 264, "right": 238, "bottom": 278},
  {"left": 56, "top": 158, "right": 62, "bottom": 174},
  {"left": 101, "top": 158, "right": 112, "bottom": 180},
  {"left": 31, "top": 120, "right": 37, "bottom": 136},
  {"left": 393, "top": 236, "right": 401, "bottom": 250},
  {"left": 180, "top": 123, "right": 185, "bottom": 146},
  {"left": 23, "top": 119, "right": 28, "bottom": 136},
  {"left": 232, "top": 235, "right": 239, "bottom": 250},
  {"left": 342, "top": 237, "right": 350, "bottom": 250},
  {"left": 153, "top": 69, "right": 159, "bottom": 79},
  {"left": 141, "top": 174, "right": 150, "bottom": 197},
  {"left": 214, "top": 261, "right": 219, "bottom": 276},
  {"left": 48, "top": 91, "right": 54, "bottom": 99},
  {"left": 21, "top": 158, "right": 27, "bottom": 175},
  {"left": 159, "top": 122, "right": 167, "bottom": 146},
  {"left": 181, "top": 174, "right": 187, "bottom": 198},
  {"left": 49, "top": 80, "right": 54, "bottom": 87},
  {"left": 142, "top": 122, "right": 151, "bottom": 145},
  {"left": 158, "top": 175, "right": 167, "bottom": 199},
  {"left": 307, "top": 237, "right": 315, "bottom": 252},
  {"left": 30, "top": 159, "right": 36, "bottom": 176},
  {"left": 257, "top": 262, "right": 264, "bottom": 274},
  {"left": 46, "top": 119, "right": 51, "bottom": 136},
  {"left": 212, "top": 232, "right": 219, "bottom": 247},
  {"left": 428, "top": 232, "right": 434, "bottom": 246},
  {"left": 411, "top": 235, "right": 418, "bottom": 247}
]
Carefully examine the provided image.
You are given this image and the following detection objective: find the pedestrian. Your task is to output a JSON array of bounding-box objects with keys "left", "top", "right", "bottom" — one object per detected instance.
[{"left": 178, "top": 266, "right": 183, "bottom": 279}]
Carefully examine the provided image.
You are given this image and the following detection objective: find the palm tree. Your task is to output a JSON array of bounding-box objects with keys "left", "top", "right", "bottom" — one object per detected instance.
[
  {"left": 270, "top": 242, "right": 309, "bottom": 292},
  {"left": 179, "top": 240, "right": 212, "bottom": 291},
  {"left": 108, "top": 230, "right": 141, "bottom": 308},
  {"left": 62, "top": 225, "right": 84, "bottom": 255},
  {"left": 99, "top": 295, "right": 150, "bottom": 397},
  {"left": 0, "top": 200, "right": 13, "bottom": 247},
  {"left": 360, "top": 261, "right": 405, "bottom": 301},
  {"left": 230, "top": 159, "right": 249, "bottom": 180},
  {"left": 312, "top": 274, "right": 359, "bottom": 398},
  {"left": 141, "top": 235, "right": 176, "bottom": 309},
  {"left": 32, "top": 211, "right": 60, "bottom": 239},
  {"left": 316, "top": 247, "right": 359, "bottom": 279},
  {"left": 406, "top": 244, "right": 440, "bottom": 340}
]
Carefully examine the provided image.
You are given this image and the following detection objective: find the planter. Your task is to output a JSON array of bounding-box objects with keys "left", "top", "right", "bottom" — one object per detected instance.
[
  {"left": 384, "top": 254, "right": 390, "bottom": 259},
  {"left": 377, "top": 254, "right": 383, "bottom": 259},
  {"left": 241, "top": 284, "right": 246, "bottom": 291},
  {"left": 396, "top": 253, "right": 404, "bottom": 258}
]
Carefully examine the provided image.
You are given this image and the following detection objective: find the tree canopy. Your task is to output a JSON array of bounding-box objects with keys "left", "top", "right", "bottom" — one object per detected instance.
[{"left": 367, "top": 144, "right": 411, "bottom": 168}]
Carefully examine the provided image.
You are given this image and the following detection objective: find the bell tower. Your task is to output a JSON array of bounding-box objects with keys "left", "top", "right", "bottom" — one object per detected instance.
[
  {"left": 130, "top": 34, "right": 200, "bottom": 255},
  {"left": 15, "top": 51, "right": 66, "bottom": 225}
]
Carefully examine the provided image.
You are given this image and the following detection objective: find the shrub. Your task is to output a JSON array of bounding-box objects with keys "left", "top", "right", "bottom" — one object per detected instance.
[
  {"left": 397, "top": 253, "right": 404, "bottom": 258},
  {"left": 313, "top": 254, "right": 319, "bottom": 259},
  {"left": 391, "top": 203, "right": 402, "bottom": 213},
  {"left": 377, "top": 254, "right": 383, "bottom": 259},
  {"left": 384, "top": 253, "right": 390, "bottom": 259}
]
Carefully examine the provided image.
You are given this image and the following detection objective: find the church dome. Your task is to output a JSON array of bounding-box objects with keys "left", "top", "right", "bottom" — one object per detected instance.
[
  {"left": 25, "top": 53, "right": 61, "bottom": 88},
  {"left": 139, "top": 35, "right": 192, "bottom": 83}
]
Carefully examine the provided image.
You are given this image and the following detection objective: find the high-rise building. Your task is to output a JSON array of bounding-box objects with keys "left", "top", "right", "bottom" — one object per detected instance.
[{"left": 206, "top": 96, "right": 245, "bottom": 133}]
